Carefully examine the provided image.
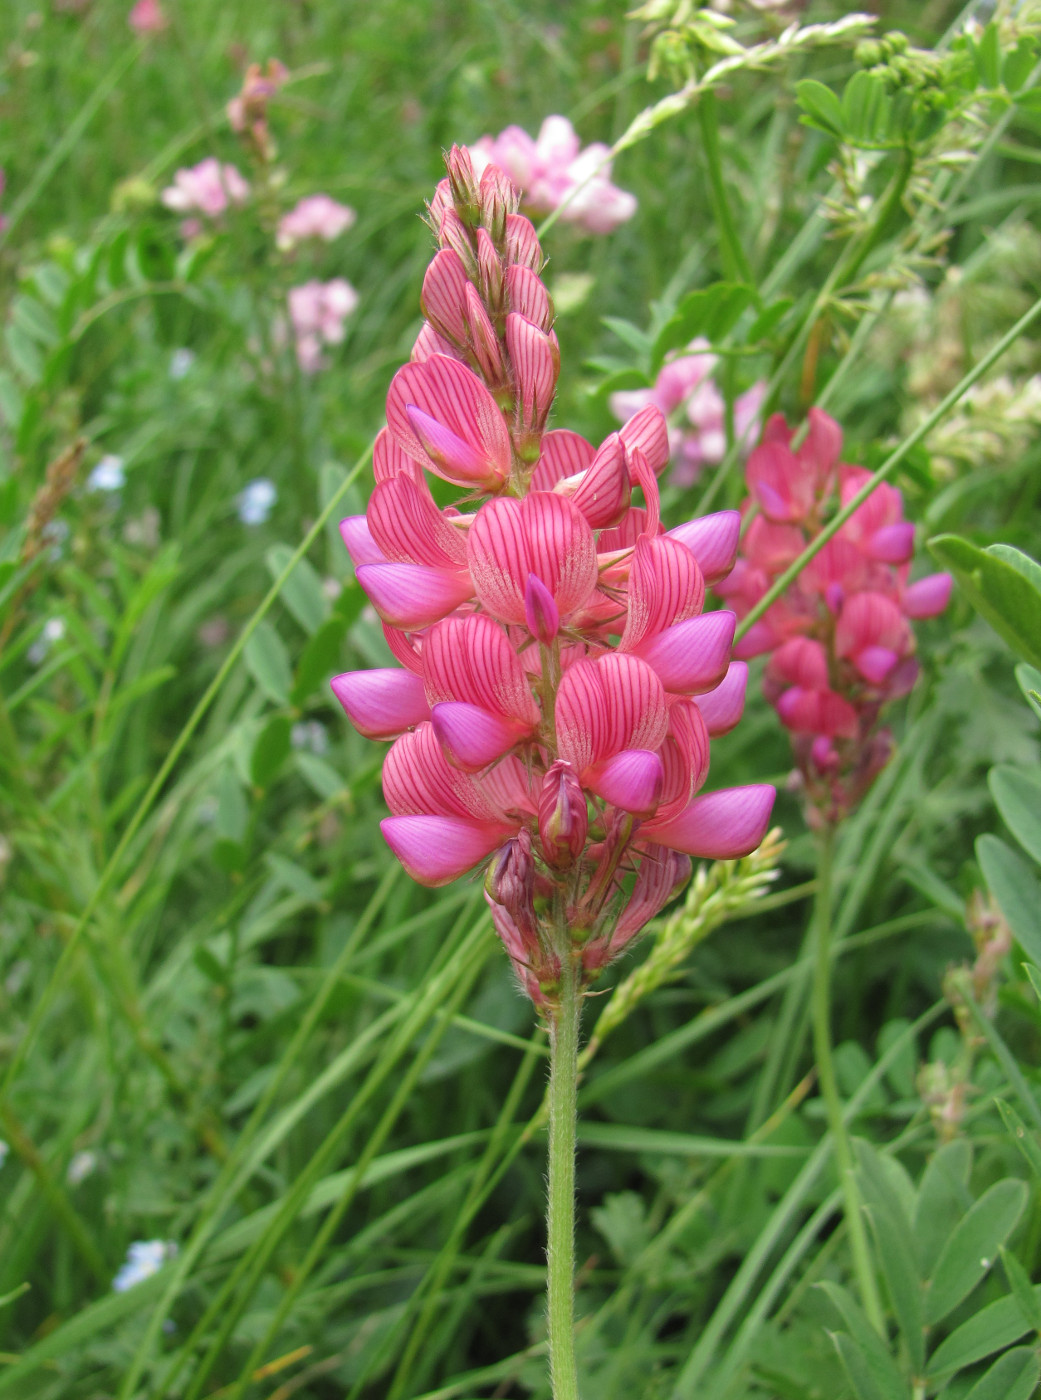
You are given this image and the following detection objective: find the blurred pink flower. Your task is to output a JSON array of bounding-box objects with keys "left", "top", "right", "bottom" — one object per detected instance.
[
  {"left": 161, "top": 158, "right": 249, "bottom": 230},
  {"left": 611, "top": 339, "right": 766, "bottom": 487},
  {"left": 288, "top": 278, "right": 358, "bottom": 372},
  {"left": 277, "top": 194, "right": 356, "bottom": 250},
  {"left": 471, "top": 116, "right": 636, "bottom": 235},
  {"left": 128, "top": 0, "right": 167, "bottom": 33}
]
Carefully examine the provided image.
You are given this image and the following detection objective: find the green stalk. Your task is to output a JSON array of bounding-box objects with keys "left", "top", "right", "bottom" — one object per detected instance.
[
  {"left": 697, "top": 92, "right": 753, "bottom": 287},
  {"left": 547, "top": 932, "right": 582, "bottom": 1400},
  {"left": 810, "top": 826, "right": 884, "bottom": 1334}
]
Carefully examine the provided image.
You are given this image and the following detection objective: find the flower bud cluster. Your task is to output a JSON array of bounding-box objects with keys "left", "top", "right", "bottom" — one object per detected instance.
[
  {"left": 331, "top": 147, "right": 774, "bottom": 1007},
  {"left": 716, "top": 408, "right": 952, "bottom": 823}
]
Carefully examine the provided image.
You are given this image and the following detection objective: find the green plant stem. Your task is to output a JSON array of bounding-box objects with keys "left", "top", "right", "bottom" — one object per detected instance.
[
  {"left": 810, "top": 825, "right": 884, "bottom": 1335},
  {"left": 547, "top": 932, "right": 582, "bottom": 1400},
  {"left": 697, "top": 92, "right": 753, "bottom": 286}
]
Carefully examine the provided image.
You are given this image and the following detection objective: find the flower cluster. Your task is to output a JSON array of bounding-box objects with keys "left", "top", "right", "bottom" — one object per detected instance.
[
  {"left": 610, "top": 339, "right": 766, "bottom": 488},
  {"left": 128, "top": 0, "right": 166, "bottom": 34},
  {"left": 471, "top": 116, "right": 636, "bottom": 235},
  {"left": 331, "top": 148, "right": 774, "bottom": 1007},
  {"left": 277, "top": 194, "right": 356, "bottom": 251},
  {"left": 287, "top": 279, "right": 359, "bottom": 373},
  {"left": 161, "top": 158, "right": 250, "bottom": 238},
  {"left": 716, "top": 409, "right": 951, "bottom": 822}
]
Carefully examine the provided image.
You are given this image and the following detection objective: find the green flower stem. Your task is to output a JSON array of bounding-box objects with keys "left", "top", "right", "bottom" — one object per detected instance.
[
  {"left": 811, "top": 826, "right": 885, "bottom": 1334},
  {"left": 547, "top": 930, "right": 582, "bottom": 1400},
  {"left": 697, "top": 91, "right": 753, "bottom": 287}
]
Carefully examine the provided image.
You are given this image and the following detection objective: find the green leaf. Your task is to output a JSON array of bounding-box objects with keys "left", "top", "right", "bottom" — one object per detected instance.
[
  {"left": 819, "top": 1282, "right": 907, "bottom": 1400},
  {"left": 602, "top": 316, "right": 654, "bottom": 359},
  {"left": 924, "top": 1178, "right": 1028, "bottom": 1325},
  {"left": 292, "top": 616, "right": 348, "bottom": 704},
  {"left": 294, "top": 750, "right": 346, "bottom": 801},
  {"left": 963, "top": 1347, "right": 1040, "bottom": 1400},
  {"left": 842, "top": 71, "right": 893, "bottom": 145},
  {"left": 1003, "top": 37, "right": 1037, "bottom": 95},
  {"left": 5, "top": 323, "right": 44, "bottom": 383},
  {"left": 1024, "top": 962, "right": 1041, "bottom": 1004},
  {"left": 996, "top": 1100, "right": 1041, "bottom": 1185},
  {"left": 795, "top": 79, "right": 846, "bottom": 137},
  {"left": 748, "top": 297, "right": 794, "bottom": 343},
  {"left": 977, "top": 22, "right": 1002, "bottom": 89},
  {"left": 989, "top": 766, "right": 1041, "bottom": 866},
  {"left": 1000, "top": 1246, "right": 1041, "bottom": 1330},
  {"left": 266, "top": 543, "right": 329, "bottom": 635},
  {"left": 854, "top": 1140, "right": 925, "bottom": 1372},
  {"left": 215, "top": 766, "right": 248, "bottom": 844},
  {"left": 928, "top": 1287, "right": 1041, "bottom": 1380},
  {"left": 250, "top": 714, "right": 292, "bottom": 789},
  {"left": 244, "top": 620, "right": 292, "bottom": 705},
  {"left": 977, "top": 834, "right": 1041, "bottom": 965},
  {"left": 651, "top": 282, "right": 756, "bottom": 373},
  {"left": 193, "top": 945, "right": 226, "bottom": 984},
  {"left": 928, "top": 534, "right": 1041, "bottom": 670},
  {"left": 1015, "top": 663, "right": 1041, "bottom": 722},
  {"left": 1016, "top": 87, "right": 1041, "bottom": 113},
  {"left": 264, "top": 852, "right": 324, "bottom": 904},
  {"left": 914, "top": 1139, "right": 973, "bottom": 1278}
]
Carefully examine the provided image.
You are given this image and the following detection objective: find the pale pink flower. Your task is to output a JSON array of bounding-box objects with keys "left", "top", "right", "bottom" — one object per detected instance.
[
  {"left": 329, "top": 147, "right": 773, "bottom": 1003},
  {"left": 471, "top": 116, "right": 636, "bottom": 236},
  {"left": 287, "top": 278, "right": 358, "bottom": 373},
  {"left": 161, "top": 158, "right": 249, "bottom": 228},
  {"left": 277, "top": 194, "right": 356, "bottom": 251},
  {"left": 129, "top": 0, "right": 167, "bottom": 33}
]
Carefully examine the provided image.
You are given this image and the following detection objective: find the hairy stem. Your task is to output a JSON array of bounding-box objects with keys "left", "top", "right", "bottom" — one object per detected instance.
[
  {"left": 547, "top": 930, "right": 582, "bottom": 1400},
  {"left": 811, "top": 826, "right": 885, "bottom": 1333}
]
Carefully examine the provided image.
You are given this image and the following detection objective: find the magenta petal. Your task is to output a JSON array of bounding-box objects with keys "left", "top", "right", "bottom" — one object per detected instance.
[
  {"left": 586, "top": 749, "right": 664, "bottom": 817},
  {"left": 693, "top": 661, "right": 748, "bottom": 735},
  {"left": 431, "top": 701, "right": 532, "bottom": 771},
  {"left": 381, "top": 815, "right": 506, "bottom": 886},
  {"left": 667, "top": 511, "right": 741, "bottom": 585},
  {"left": 734, "top": 620, "right": 777, "bottom": 660},
  {"left": 330, "top": 669, "right": 430, "bottom": 739},
  {"left": 633, "top": 611, "right": 736, "bottom": 695},
  {"left": 855, "top": 645, "right": 899, "bottom": 685},
  {"left": 406, "top": 405, "right": 489, "bottom": 482},
  {"left": 340, "top": 516, "right": 386, "bottom": 567},
  {"left": 356, "top": 562, "right": 473, "bottom": 628},
  {"left": 644, "top": 785, "right": 775, "bottom": 859},
  {"left": 524, "top": 573, "right": 560, "bottom": 645},
  {"left": 867, "top": 522, "right": 915, "bottom": 564},
  {"left": 904, "top": 572, "right": 952, "bottom": 619}
]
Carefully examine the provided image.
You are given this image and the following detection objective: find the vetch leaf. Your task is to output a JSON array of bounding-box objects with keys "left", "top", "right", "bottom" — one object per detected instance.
[
  {"left": 1000, "top": 1246, "right": 1041, "bottom": 1331},
  {"left": 1015, "top": 663, "right": 1041, "bottom": 722},
  {"left": 292, "top": 616, "right": 348, "bottom": 705},
  {"left": 795, "top": 79, "right": 845, "bottom": 137},
  {"left": 266, "top": 543, "right": 329, "bottom": 635},
  {"left": 977, "top": 834, "right": 1041, "bottom": 965},
  {"left": 976, "top": 22, "right": 1002, "bottom": 89},
  {"left": 928, "top": 1289, "right": 1041, "bottom": 1380},
  {"left": 250, "top": 715, "right": 292, "bottom": 790},
  {"left": 989, "top": 766, "right": 1041, "bottom": 866},
  {"left": 928, "top": 534, "right": 1041, "bottom": 670},
  {"left": 193, "top": 946, "right": 226, "bottom": 984},
  {"left": 819, "top": 1282, "right": 908, "bottom": 1400},
  {"left": 962, "top": 1347, "right": 1040, "bottom": 1400},
  {"left": 913, "top": 1139, "right": 973, "bottom": 1278},
  {"left": 996, "top": 1100, "right": 1041, "bottom": 1185},
  {"left": 244, "top": 620, "right": 292, "bottom": 705},
  {"left": 651, "top": 282, "right": 756, "bottom": 372},
  {"left": 854, "top": 1140, "right": 925, "bottom": 1372},
  {"left": 924, "top": 1178, "right": 1028, "bottom": 1325}
]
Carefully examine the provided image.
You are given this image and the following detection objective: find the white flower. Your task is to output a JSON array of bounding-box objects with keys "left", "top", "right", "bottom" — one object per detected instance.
[
  {"left": 291, "top": 720, "right": 329, "bottom": 755},
  {"left": 88, "top": 455, "right": 126, "bottom": 492},
  {"left": 112, "top": 1239, "right": 177, "bottom": 1292},
  {"left": 67, "top": 1150, "right": 98, "bottom": 1185},
  {"left": 237, "top": 478, "right": 277, "bottom": 526},
  {"left": 169, "top": 348, "right": 195, "bottom": 380},
  {"left": 28, "top": 617, "right": 65, "bottom": 666}
]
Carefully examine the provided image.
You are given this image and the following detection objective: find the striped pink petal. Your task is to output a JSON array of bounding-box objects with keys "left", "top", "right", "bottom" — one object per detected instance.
[
  {"left": 505, "top": 313, "right": 559, "bottom": 432},
  {"left": 586, "top": 749, "right": 664, "bottom": 817},
  {"left": 373, "top": 427, "right": 426, "bottom": 486},
  {"left": 339, "top": 516, "right": 386, "bottom": 567},
  {"left": 476, "top": 228, "right": 505, "bottom": 310},
  {"left": 383, "top": 723, "right": 480, "bottom": 817},
  {"left": 612, "top": 846, "right": 692, "bottom": 943},
  {"left": 618, "top": 403, "right": 669, "bottom": 475},
  {"left": 386, "top": 354, "right": 511, "bottom": 489},
  {"left": 693, "top": 662, "right": 748, "bottom": 735},
  {"left": 835, "top": 592, "right": 908, "bottom": 659},
  {"left": 627, "top": 447, "right": 660, "bottom": 536},
  {"left": 383, "top": 623, "right": 424, "bottom": 675},
  {"left": 620, "top": 535, "right": 705, "bottom": 651},
  {"left": 570, "top": 433, "right": 630, "bottom": 528},
  {"left": 431, "top": 701, "right": 533, "bottom": 770},
  {"left": 422, "top": 613, "right": 539, "bottom": 726},
  {"left": 367, "top": 474, "right": 469, "bottom": 569},
  {"left": 505, "top": 213, "right": 544, "bottom": 272},
  {"left": 866, "top": 522, "right": 915, "bottom": 564},
  {"left": 330, "top": 668, "right": 430, "bottom": 739},
  {"left": 506, "top": 265, "right": 553, "bottom": 330},
  {"left": 633, "top": 610, "right": 735, "bottom": 695},
  {"left": 464, "top": 282, "right": 507, "bottom": 384},
  {"left": 381, "top": 815, "right": 508, "bottom": 886},
  {"left": 410, "top": 322, "right": 460, "bottom": 364},
  {"left": 555, "top": 653, "right": 668, "bottom": 772},
  {"left": 644, "top": 784, "right": 776, "bottom": 859},
  {"left": 532, "top": 429, "right": 595, "bottom": 490},
  {"left": 421, "top": 248, "right": 470, "bottom": 345},
  {"left": 768, "top": 637, "right": 829, "bottom": 689},
  {"left": 655, "top": 699, "right": 711, "bottom": 821},
  {"left": 667, "top": 511, "right": 741, "bottom": 585},
  {"left": 525, "top": 573, "right": 560, "bottom": 645},
  {"left": 775, "top": 686, "right": 859, "bottom": 739},
  {"left": 467, "top": 491, "right": 597, "bottom": 625},
  {"left": 356, "top": 562, "right": 473, "bottom": 628},
  {"left": 797, "top": 407, "right": 842, "bottom": 479}
]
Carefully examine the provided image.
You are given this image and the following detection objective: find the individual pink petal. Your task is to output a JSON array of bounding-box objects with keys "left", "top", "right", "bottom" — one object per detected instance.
[
  {"left": 666, "top": 511, "right": 741, "bottom": 585},
  {"left": 555, "top": 658, "right": 608, "bottom": 774},
  {"left": 525, "top": 573, "right": 560, "bottom": 644},
  {"left": 383, "top": 624, "right": 424, "bottom": 675},
  {"left": 532, "top": 429, "right": 595, "bottom": 490},
  {"left": 339, "top": 516, "right": 387, "bottom": 567},
  {"left": 475, "top": 227, "right": 504, "bottom": 310},
  {"left": 854, "top": 645, "right": 899, "bottom": 685},
  {"left": 768, "top": 636, "right": 829, "bottom": 689},
  {"left": 775, "top": 687, "right": 859, "bottom": 739},
  {"left": 431, "top": 701, "right": 533, "bottom": 770},
  {"left": 618, "top": 403, "right": 670, "bottom": 475},
  {"left": 422, "top": 613, "right": 539, "bottom": 725},
  {"left": 383, "top": 723, "right": 478, "bottom": 817},
  {"left": 421, "top": 248, "right": 470, "bottom": 345},
  {"left": 747, "top": 441, "right": 807, "bottom": 523},
  {"left": 538, "top": 761, "right": 588, "bottom": 869},
  {"left": 866, "top": 522, "right": 915, "bottom": 564},
  {"left": 627, "top": 446, "right": 660, "bottom": 536},
  {"left": 569, "top": 434, "right": 630, "bottom": 528},
  {"left": 367, "top": 474, "right": 469, "bottom": 568},
  {"left": 585, "top": 749, "right": 664, "bottom": 817},
  {"left": 610, "top": 846, "right": 691, "bottom": 943},
  {"left": 504, "top": 212, "right": 544, "bottom": 272},
  {"left": 655, "top": 699, "right": 711, "bottom": 820},
  {"left": 411, "top": 322, "right": 460, "bottom": 365},
  {"left": 505, "top": 313, "right": 558, "bottom": 431},
  {"left": 386, "top": 354, "right": 511, "bottom": 489},
  {"left": 620, "top": 535, "right": 705, "bottom": 651},
  {"left": 467, "top": 491, "right": 597, "bottom": 625},
  {"left": 797, "top": 407, "right": 842, "bottom": 482},
  {"left": 405, "top": 406, "right": 493, "bottom": 486},
  {"left": 464, "top": 283, "right": 507, "bottom": 384},
  {"left": 632, "top": 610, "right": 736, "bottom": 695},
  {"left": 356, "top": 562, "right": 473, "bottom": 628},
  {"left": 506, "top": 265, "right": 553, "bottom": 331},
  {"left": 903, "top": 572, "right": 952, "bottom": 619},
  {"left": 330, "top": 669, "right": 430, "bottom": 739},
  {"left": 733, "top": 620, "right": 778, "bottom": 659},
  {"left": 381, "top": 815, "right": 507, "bottom": 886},
  {"left": 373, "top": 427, "right": 427, "bottom": 486},
  {"left": 693, "top": 661, "right": 748, "bottom": 735},
  {"left": 835, "top": 591, "right": 908, "bottom": 659},
  {"left": 644, "top": 784, "right": 776, "bottom": 859},
  {"left": 595, "top": 651, "right": 669, "bottom": 755}
]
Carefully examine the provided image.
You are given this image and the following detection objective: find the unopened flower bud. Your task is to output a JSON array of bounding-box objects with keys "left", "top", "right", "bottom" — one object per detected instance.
[
  {"left": 446, "top": 145, "right": 480, "bottom": 225},
  {"left": 525, "top": 573, "right": 559, "bottom": 646},
  {"left": 479, "top": 165, "right": 517, "bottom": 245},
  {"left": 486, "top": 830, "right": 536, "bottom": 935},
  {"left": 538, "top": 762, "right": 587, "bottom": 869}
]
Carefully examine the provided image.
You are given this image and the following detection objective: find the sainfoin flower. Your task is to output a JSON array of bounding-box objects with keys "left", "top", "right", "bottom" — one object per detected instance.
[
  {"left": 288, "top": 279, "right": 358, "bottom": 372},
  {"left": 160, "top": 158, "right": 249, "bottom": 227},
  {"left": 331, "top": 148, "right": 774, "bottom": 1006},
  {"left": 128, "top": 0, "right": 166, "bottom": 33},
  {"left": 471, "top": 116, "right": 636, "bottom": 235},
  {"left": 277, "top": 194, "right": 356, "bottom": 250},
  {"left": 610, "top": 339, "right": 766, "bottom": 487},
  {"left": 716, "top": 408, "right": 952, "bottom": 823}
]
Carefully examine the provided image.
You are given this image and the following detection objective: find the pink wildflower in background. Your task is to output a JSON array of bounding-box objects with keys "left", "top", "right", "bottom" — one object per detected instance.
[
  {"left": 227, "top": 59, "right": 288, "bottom": 161},
  {"left": 161, "top": 158, "right": 249, "bottom": 238},
  {"left": 128, "top": 0, "right": 167, "bottom": 34},
  {"left": 611, "top": 339, "right": 767, "bottom": 487},
  {"left": 471, "top": 116, "right": 637, "bottom": 235},
  {"left": 277, "top": 194, "right": 356, "bottom": 251},
  {"left": 288, "top": 278, "right": 358, "bottom": 373},
  {"left": 330, "top": 147, "right": 773, "bottom": 1006},
  {"left": 717, "top": 408, "right": 952, "bottom": 823}
]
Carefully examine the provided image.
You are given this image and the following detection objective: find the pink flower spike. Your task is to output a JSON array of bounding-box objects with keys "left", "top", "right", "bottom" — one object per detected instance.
[
  {"left": 431, "top": 701, "right": 533, "bottom": 770},
  {"left": 867, "top": 522, "right": 915, "bottom": 564},
  {"left": 666, "top": 511, "right": 741, "bottom": 585},
  {"left": 330, "top": 669, "right": 430, "bottom": 740},
  {"left": 356, "top": 562, "right": 473, "bottom": 628},
  {"left": 525, "top": 573, "right": 560, "bottom": 645},
  {"left": 339, "top": 516, "right": 386, "bottom": 567},
  {"left": 633, "top": 610, "right": 736, "bottom": 695},
  {"left": 693, "top": 662, "right": 748, "bottom": 735},
  {"left": 644, "top": 785, "right": 775, "bottom": 859},
  {"left": 386, "top": 355, "right": 511, "bottom": 490},
  {"left": 586, "top": 749, "right": 664, "bottom": 817},
  {"left": 904, "top": 572, "right": 952, "bottom": 619},
  {"left": 381, "top": 815, "right": 507, "bottom": 886}
]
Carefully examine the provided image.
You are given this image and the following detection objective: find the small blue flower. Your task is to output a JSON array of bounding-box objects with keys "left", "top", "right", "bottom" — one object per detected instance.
[
  {"left": 88, "top": 455, "right": 126, "bottom": 492},
  {"left": 113, "top": 1239, "right": 176, "bottom": 1292},
  {"left": 170, "top": 348, "right": 195, "bottom": 380},
  {"left": 237, "top": 478, "right": 277, "bottom": 526}
]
